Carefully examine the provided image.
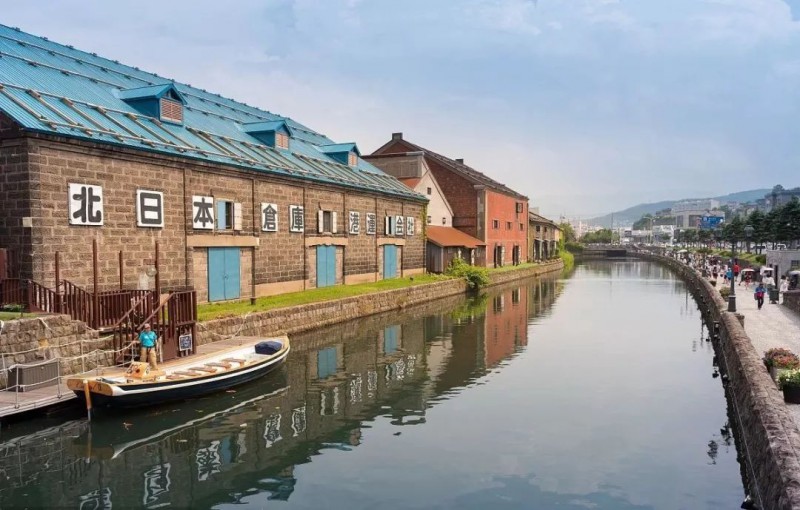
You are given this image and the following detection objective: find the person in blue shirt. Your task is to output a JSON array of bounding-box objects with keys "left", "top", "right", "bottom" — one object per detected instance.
[
  {"left": 138, "top": 323, "right": 158, "bottom": 369},
  {"left": 754, "top": 283, "right": 766, "bottom": 310}
]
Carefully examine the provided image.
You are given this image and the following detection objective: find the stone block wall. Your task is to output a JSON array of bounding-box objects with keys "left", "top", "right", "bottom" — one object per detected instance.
[
  {"left": 637, "top": 252, "right": 800, "bottom": 510},
  {"left": 0, "top": 314, "right": 109, "bottom": 389},
  {"left": 784, "top": 291, "right": 800, "bottom": 315},
  {"left": 1, "top": 136, "right": 427, "bottom": 302},
  {"left": 198, "top": 259, "right": 563, "bottom": 346}
]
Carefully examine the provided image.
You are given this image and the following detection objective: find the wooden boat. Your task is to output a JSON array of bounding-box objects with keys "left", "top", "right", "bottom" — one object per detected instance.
[{"left": 66, "top": 336, "right": 290, "bottom": 409}]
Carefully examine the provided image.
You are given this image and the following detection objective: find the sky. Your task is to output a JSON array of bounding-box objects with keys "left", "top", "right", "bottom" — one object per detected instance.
[{"left": 3, "top": 0, "right": 800, "bottom": 219}]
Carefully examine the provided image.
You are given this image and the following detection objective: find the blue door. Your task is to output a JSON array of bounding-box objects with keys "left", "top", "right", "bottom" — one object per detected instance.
[
  {"left": 317, "top": 347, "right": 338, "bottom": 379},
  {"left": 208, "top": 247, "right": 240, "bottom": 301},
  {"left": 383, "top": 325, "right": 400, "bottom": 354},
  {"left": 383, "top": 245, "right": 398, "bottom": 279},
  {"left": 316, "top": 245, "right": 336, "bottom": 288}
]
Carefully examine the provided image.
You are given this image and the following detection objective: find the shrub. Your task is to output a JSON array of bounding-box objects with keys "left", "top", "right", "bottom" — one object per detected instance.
[
  {"left": 779, "top": 368, "right": 800, "bottom": 388},
  {"left": 565, "top": 241, "right": 584, "bottom": 253},
  {"left": 755, "top": 255, "right": 766, "bottom": 264},
  {"left": 446, "top": 257, "right": 490, "bottom": 290},
  {"left": 719, "top": 287, "right": 731, "bottom": 299},
  {"left": 764, "top": 348, "right": 799, "bottom": 369}
]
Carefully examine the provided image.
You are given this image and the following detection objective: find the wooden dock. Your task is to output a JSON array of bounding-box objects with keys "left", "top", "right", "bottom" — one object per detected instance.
[{"left": 0, "top": 336, "right": 273, "bottom": 419}]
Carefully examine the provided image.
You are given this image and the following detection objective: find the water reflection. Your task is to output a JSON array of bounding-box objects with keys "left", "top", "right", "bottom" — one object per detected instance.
[{"left": 0, "top": 277, "right": 562, "bottom": 509}]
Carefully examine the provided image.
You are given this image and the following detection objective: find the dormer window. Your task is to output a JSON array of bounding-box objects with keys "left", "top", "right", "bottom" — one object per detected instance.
[
  {"left": 120, "top": 83, "right": 186, "bottom": 125},
  {"left": 319, "top": 143, "right": 361, "bottom": 166},
  {"left": 160, "top": 97, "right": 183, "bottom": 123},
  {"left": 243, "top": 120, "right": 292, "bottom": 149},
  {"left": 276, "top": 132, "right": 289, "bottom": 150}
]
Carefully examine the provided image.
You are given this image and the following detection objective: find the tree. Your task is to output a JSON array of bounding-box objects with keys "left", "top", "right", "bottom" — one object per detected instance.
[
  {"left": 580, "top": 228, "right": 616, "bottom": 244},
  {"left": 633, "top": 214, "right": 653, "bottom": 231},
  {"left": 558, "top": 222, "right": 576, "bottom": 243}
]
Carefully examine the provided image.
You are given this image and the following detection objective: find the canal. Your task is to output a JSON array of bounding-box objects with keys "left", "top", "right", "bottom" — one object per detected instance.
[{"left": 0, "top": 260, "right": 744, "bottom": 509}]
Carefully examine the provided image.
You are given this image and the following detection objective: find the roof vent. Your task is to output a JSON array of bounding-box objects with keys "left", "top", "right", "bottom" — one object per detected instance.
[
  {"left": 242, "top": 120, "right": 293, "bottom": 149},
  {"left": 392, "top": 132, "right": 403, "bottom": 140},
  {"left": 319, "top": 143, "right": 361, "bottom": 166},
  {"left": 119, "top": 83, "right": 186, "bottom": 125},
  {"left": 455, "top": 158, "right": 464, "bottom": 164}
]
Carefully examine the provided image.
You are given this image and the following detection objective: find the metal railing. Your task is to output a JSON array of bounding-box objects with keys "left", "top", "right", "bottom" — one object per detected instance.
[{"left": 112, "top": 289, "right": 197, "bottom": 364}]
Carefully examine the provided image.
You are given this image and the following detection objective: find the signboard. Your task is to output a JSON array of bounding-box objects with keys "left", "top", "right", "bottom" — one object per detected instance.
[
  {"left": 700, "top": 216, "right": 724, "bottom": 229},
  {"left": 137, "top": 190, "right": 164, "bottom": 228},
  {"left": 69, "top": 183, "right": 104, "bottom": 226},
  {"left": 179, "top": 334, "right": 193, "bottom": 352}
]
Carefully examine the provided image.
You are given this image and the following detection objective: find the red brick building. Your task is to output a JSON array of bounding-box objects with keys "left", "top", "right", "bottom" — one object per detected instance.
[
  {"left": 0, "top": 26, "right": 426, "bottom": 304},
  {"left": 369, "top": 133, "right": 528, "bottom": 267}
]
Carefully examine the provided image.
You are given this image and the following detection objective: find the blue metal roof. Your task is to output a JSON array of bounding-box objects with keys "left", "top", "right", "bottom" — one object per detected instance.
[
  {"left": 319, "top": 142, "right": 360, "bottom": 155},
  {"left": 0, "top": 25, "right": 425, "bottom": 202}
]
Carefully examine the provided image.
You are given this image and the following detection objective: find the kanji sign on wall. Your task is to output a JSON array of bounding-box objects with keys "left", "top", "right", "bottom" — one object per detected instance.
[
  {"left": 136, "top": 190, "right": 164, "bottom": 228},
  {"left": 366, "top": 213, "right": 377, "bottom": 235},
  {"left": 261, "top": 203, "right": 278, "bottom": 232},
  {"left": 192, "top": 195, "right": 215, "bottom": 230},
  {"left": 289, "top": 205, "right": 304, "bottom": 233},
  {"left": 406, "top": 216, "right": 415, "bottom": 236},
  {"left": 349, "top": 211, "right": 360, "bottom": 234},
  {"left": 68, "top": 183, "right": 103, "bottom": 226},
  {"left": 395, "top": 216, "right": 405, "bottom": 236}
]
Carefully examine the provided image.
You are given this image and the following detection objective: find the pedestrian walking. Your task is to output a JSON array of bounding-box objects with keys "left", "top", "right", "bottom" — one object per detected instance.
[
  {"left": 755, "top": 283, "right": 766, "bottom": 310},
  {"left": 780, "top": 276, "right": 790, "bottom": 303}
]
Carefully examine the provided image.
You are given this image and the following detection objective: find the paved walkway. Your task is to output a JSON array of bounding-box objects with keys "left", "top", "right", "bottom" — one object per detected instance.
[{"left": 717, "top": 277, "right": 800, "bottom": 425}]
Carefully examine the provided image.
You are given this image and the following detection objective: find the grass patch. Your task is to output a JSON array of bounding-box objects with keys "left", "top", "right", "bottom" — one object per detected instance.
[
  {"left": 198, "top": 273, "right": 451, "bottom": 321},
  {"left": 489, "top": 262, "right": 538, "bottom": 273},
  {"left": 0, "top": 311, "right": 35, "bottom": 320}
]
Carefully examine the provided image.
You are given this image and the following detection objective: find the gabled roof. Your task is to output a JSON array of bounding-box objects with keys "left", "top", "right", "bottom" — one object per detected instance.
[
  {"left": 118, "top": 82, "right": 185, "bottom": 103},
  {"left": 426, "top": 226, "right": 485, "bottom": 248},
  {"left": 241, "top": 120, "right": 293, "bottom": 136},
  {"left": 372, "top": 137, "right": 528, "bottom": 201},
  {"left": 0, "top": 24, "right": 424, "bottom": 202},
  {"left": 529, "top": 211, "right": 559, "bottom": 228},
  {"left": 398, "top": 177, "right": 422, "bottom": 189},
  {"left": 319, "top": 143, "right": 360, "bottom": 156}
]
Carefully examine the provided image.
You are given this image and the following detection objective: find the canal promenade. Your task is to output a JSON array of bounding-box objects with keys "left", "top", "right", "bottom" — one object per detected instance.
[
  {"left": 730, "top": 282, "right": 800, "bottom": 427},
  {"left": 638, "top": 250, "right": 800, "bottom": 510}
]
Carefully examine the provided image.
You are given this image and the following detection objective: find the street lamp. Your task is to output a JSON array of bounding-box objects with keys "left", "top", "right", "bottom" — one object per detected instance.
[{"left": 728, "top": 224, "right": 754, "bottom": 313}]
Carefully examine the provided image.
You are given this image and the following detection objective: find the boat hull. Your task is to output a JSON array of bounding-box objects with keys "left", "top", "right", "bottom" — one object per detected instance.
[{"left": 72, "top": 347, "right": 288, "bottom": 409}]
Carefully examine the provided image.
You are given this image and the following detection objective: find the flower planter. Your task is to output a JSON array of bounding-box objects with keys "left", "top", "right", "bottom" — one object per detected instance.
[
  {"left": 783, "top": 385, "right": 800, "bottom": 404},
  {"left": 770, "top": 366, "right": 793, "bottom": 383}
]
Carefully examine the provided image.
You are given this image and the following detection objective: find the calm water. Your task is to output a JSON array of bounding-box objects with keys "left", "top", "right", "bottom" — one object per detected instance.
[{"left": 0, "top": 260, "right": 744, "bottom": 509}]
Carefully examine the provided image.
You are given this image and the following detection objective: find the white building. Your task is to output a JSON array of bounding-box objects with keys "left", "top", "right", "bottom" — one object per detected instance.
[{"left": 671, "top": 199, "right": 720, "bottom": 213}]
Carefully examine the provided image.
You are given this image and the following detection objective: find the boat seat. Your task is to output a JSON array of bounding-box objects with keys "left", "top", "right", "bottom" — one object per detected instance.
[
  {"left": 206, "top": 362, "right": 232, "bottom": 369},
  {"left": 172, "top": 371, "right": 198, "bottom": 377},
  {"left": 166, "top": 374, "right": 187, "bottom": 380},
  {"left": 222, "top": 357, "right": 246, "bottom": 364},
  {"left": 189, "top": 366, "right": 217, "bottom": 373}
]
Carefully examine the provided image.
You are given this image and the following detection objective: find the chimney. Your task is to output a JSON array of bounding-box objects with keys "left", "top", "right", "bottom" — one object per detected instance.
[
  {"left": 392, "top": 132, "right": 403, "bottom": 140},
  {"left": 455, "top": 158, "right": 464, "bottom": 164}
]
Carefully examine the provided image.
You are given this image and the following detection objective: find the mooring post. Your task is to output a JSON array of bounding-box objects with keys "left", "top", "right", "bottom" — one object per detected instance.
[
  {"left": 154, "top": 241, "right": 161, "bottom": 296},
  {"left": 54, "top": 251, "right": 61, "bottom": 314},
  {"left": 92, "top": 239, "right": 99, "bottom": 329}
]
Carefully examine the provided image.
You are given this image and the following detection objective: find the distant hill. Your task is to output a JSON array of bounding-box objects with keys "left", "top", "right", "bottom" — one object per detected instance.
[{"left": 587, "top": 189, "right": 771, "bottom": 228}]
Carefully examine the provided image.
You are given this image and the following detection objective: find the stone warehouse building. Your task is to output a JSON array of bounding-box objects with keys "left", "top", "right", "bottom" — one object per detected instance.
[
  {"left": 528, "top": 211, "right": 560, "bottom": 262},
  {"left": 0, "top": 26, "right": 426, "bottom": 303},
  {"left": 368, "top": 134, "right": 529, "bottom": 268},
  {"left": 362, "top": 150, "right": 486, "bottom": 272}
]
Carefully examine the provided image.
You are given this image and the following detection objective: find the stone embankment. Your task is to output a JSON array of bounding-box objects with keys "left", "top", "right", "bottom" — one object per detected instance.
[
  {"left": 0, "top": 315, "right": 106, "bottom": 389},
  {"left": 0, "top": 261, "right": 562, "bottom": 391},
  {"left": 636, "top": 251, "right": 800, "bottom": 510},
  {"left": 198, "top": 260, "right": 564, "bottom": 345}
]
